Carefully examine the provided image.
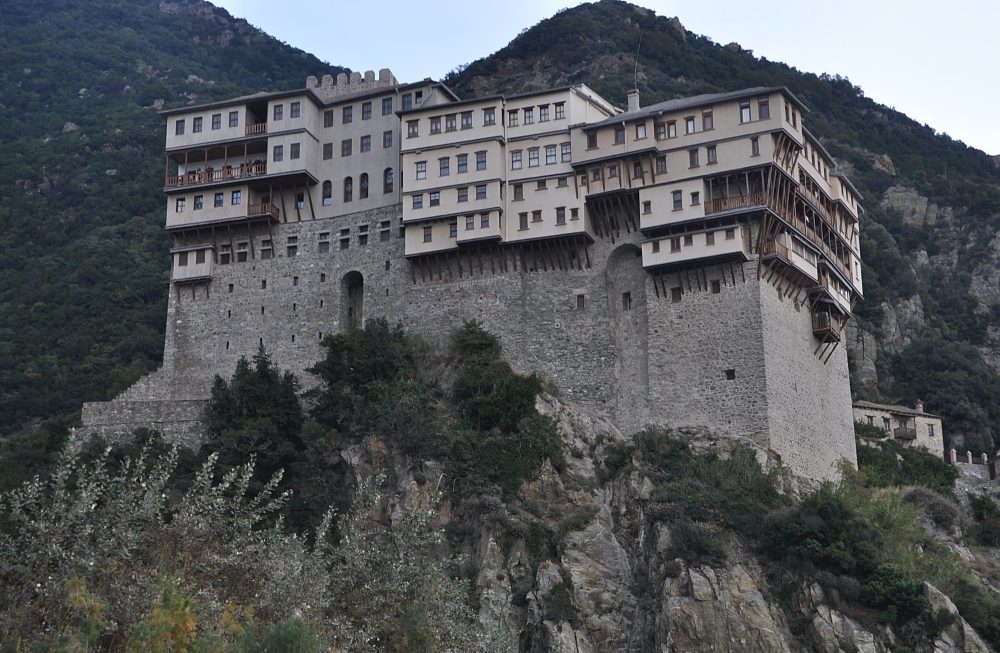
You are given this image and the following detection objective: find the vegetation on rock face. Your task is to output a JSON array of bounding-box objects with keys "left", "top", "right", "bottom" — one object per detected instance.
[{"left": 854, "top": 424, "right": 958, "bottom": 497}]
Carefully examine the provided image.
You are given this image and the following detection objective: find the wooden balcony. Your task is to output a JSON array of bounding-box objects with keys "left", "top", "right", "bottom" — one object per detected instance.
[
  {"left": 245, "top": 122, "right": 267, "bottom": 135},
  {"left": 894, "top": 426, "right": 917, "bottom": 440},
  {"left": 761, "top": 239, "right": 789, "bottom": 259},
  {"left": 812, "top": 311, "right": 842, "bottom": 340},
  {"left": 165, "top": 162, "right": 267, "bottom": 188},
  {"left": 705, "top": 192, "right": 766, "bottom": 216},
  {"left": 247, "top": 201, "right": 279, "bottom": 220}
]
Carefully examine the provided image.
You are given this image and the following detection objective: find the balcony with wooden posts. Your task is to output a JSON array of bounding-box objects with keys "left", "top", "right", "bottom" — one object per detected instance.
[
  {"left": 894, "top": 426, "right": 917, "bottom": 440},
  {"left": 247, "top": 200, "right": 279, "bottom": 220},
  {"left": 165, "top": 161, "right": 267, "bottom": 189},
  {"left": 811, "top": 311, "right": 842, "bottom": 341},
  {"left": 704, "top": 191, "right": 767, "bottom": 216},
  {"left": 245, "top": 122, "right": 267, "bottom": 136}
]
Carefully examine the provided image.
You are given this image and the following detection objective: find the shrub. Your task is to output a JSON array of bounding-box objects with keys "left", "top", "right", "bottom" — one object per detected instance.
[
  {"left": 861, "top": 563, "right": 929, "bottom": 623},
  {"left": 903, "top": 487, "right": 960, "bottom": 533},
  {"left": 856, "top": 435, "right": 957, "bottom": 497}
]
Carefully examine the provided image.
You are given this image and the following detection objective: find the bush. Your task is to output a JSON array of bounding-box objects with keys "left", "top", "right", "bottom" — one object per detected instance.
[
  {"left": 861, "top": 563, "right": 929, "bottom": 623},
  {"left": 970, "top": 492, "right": 1000, "bottom": 547},
  {"left": 903, "top": 487, "right": 960, "bottom": 533},
  {"left": 856, "top": 434, "right": 957, "bottom": 497}
]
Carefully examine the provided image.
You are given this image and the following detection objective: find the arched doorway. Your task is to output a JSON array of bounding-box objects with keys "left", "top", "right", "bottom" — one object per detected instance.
[{"left": 341, "top": 271, "right": 364, "bottom": 329}]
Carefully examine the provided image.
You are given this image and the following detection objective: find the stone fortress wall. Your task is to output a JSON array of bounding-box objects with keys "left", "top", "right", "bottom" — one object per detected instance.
[{"left": 81, "top": 204, "right": 855, "bottom": 482}]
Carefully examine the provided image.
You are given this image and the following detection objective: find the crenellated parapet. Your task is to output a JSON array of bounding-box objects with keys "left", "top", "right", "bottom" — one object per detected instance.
[{"left": 308, "top": 68, "right": 399, "bottom": 101}]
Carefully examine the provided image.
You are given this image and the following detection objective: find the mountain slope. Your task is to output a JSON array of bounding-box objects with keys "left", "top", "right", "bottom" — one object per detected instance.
[
  {"left": 448, "top": 0, "right": 1000, "bottom": 451},
  {"left": 0, "top": 0, "right": 341, "bottom": 431}
]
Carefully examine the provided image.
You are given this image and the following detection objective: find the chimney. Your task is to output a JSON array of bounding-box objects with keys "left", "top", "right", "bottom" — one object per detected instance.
[
  {"left": 627, "top": 89, "right": 640, "bottom": 113},
  {"left": 915, "top": 399, "right": 924, "bottom": 413}
]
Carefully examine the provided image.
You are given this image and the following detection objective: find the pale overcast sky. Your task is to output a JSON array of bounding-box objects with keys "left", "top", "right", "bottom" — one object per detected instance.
[{"left": 213, "top": 0, "right": 1000, "bottom": 155}]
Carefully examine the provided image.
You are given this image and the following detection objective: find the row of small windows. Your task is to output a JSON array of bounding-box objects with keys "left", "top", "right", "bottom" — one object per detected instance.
[
  {"left": 213, "top": 222, "right": 399, "bottom": 264},
  {"left": 174, "top": 110, "right": 241, "bottom": 135},
  {"left": 175, "top": 190, "right": 242, "bottom": 212},
  {"left": 322, "top": 170, "right": 394, "bottom": 204},
  {"left": 421, "top": 213, "right": 493, "bottom": 241},
  {"left": 511, "top": 143, "right": 571, "bottom": 169},
  {"left": 322, "top": 132, "right": 393, "bottom": 159},
  {"left": 412, "top": 184, "right": 488, "bottom": 208},
  {"left": 407, "top": 107, "right": 497, "bottom": 137},
  {"left": 506, "top": 102, "right": 566, "bottom": 127},
  {"left": 415, "top": 152, "right": 486, "bottom": 179},
  {"left": 511, "top": 177, "right": 570, "bottom": 200},
  {"left": 517, "top": 207, "right": 578, "bottom": 230},
  {"left": 648, "top": 228, "right": 737, "bottom": 254},
  {"left": 323, "top": 98, "right": 395, "bottom": 128}
]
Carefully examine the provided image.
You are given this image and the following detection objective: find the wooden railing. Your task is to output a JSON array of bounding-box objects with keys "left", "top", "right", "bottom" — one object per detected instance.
[
  {"left": 894, "top": 426, "right": 917, "bottom": 440},
  {"left": 812, "top": 312, "right": 841, "bottom": 338},
  {"left": 245, "top": 122, "right": 267, "bottom": 135},
  {"left": 165, "top": 162, "right": 267, "bottom": 188},
  {"left": 247, "top": 201, "right": 279, "bottom": 220},
  {"left": 762, "top": 239, "right": 789, "bottom": 259},
  {"left": 705, "top": 192, "right": 766, "bottom": 216}
]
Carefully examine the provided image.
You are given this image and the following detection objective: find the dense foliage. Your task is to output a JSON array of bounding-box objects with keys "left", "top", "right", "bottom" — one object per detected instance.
[{"left": 854, "top": 424, "right": 958, "bottom": 497}]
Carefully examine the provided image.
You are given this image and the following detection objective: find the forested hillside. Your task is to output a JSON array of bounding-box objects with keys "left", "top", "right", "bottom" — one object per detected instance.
[{"left": 0, "top": 0, "right": 337, "bottom": 432}]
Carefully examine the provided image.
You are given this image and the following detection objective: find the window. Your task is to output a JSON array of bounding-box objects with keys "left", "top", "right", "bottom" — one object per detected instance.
[
  {"left": 449, "top": 222, "right": 457, "bottom": 238},
  {"left": 231, "top": 190, "right": 241, "bottom": 205},
  {"left": 580, "top": 175, "right": 588, "bottom": 187},
  {"left": 655, "top": 123, "right": 666, "bottom": 140},
  {"left": 528, "top": 148, "right": 539, "bottom": 167},
  {"left": 508, "top": 110, "right": 518, "bottom": 127},
  {"left": 361, "top": 101, "right": 371, "bottom": 120},
  {"left": 867, "top": 415, "right": 874, "bottom": 425},
  {"left": 642, "top": 201, "right": 652, "bottom": 214},
  {"left": 751, "top": 137, "right": 760, "bottom": 156},
  {"left": 273, "top": 104, "right": 283, "bottom": 121},
  {"left": 523, "top": 108, "right": 533, "bottom": 124},
  {"left": 290, "top": 142, "right": 300, "bottom": 159},
  {"left": 556, "top": 207, "right": 566, "bottom": 225},
  {"left": 483, "top": 107, "right": 495, "bottom": 125},
  {"left": 445, "top": 114, "right": 457, "bottom": 131},
  {"left": 632, "top": 161, "right": 642, "bottom": 179},
  {"left": 668, "top": 121, "right": 677, "bottom": 138},
  {"left": 577, "top": 294, "right": 586, "bottom": 310},
  {"left": 383, "top": 131, "right": 393, "bottom": 148},
  {"left": 341, "top": 139, "right": 352, "bottom": 157},
  {"left": 214, "top": 192, "right": 224, "bottom": 207},
  {"left": 691, "top": 191, "right": 700, "bottom": 205},
  {"left": 287, "top": 236, "right": 298, "bottom": 257},
  {"left": 480, "top": 212, "right": 490, "bottom": 228},
  {"left": 706, "top": 145, "right": 717, "bottom": 164},
  {"left": 883, "top": 417, "right": 891, "bottom": 431},
  {"left": 429, "top": 116, "right": 441, "bottom": 134},
  {"left": 382, "top": 97, "right": 393, "bottom": 115},
  {"left": 290, "top": 102, "right": 300, "bottom": 118},
  {"left": 561, "top": 143, "right": 571, "bottom": 162},
  {"left": 322, "top": 181, "right": 332, "bottom": 206},
  {"left": 670, "top": 238, "right": 681, "bottom": 252},
  {"left": 672, "top": 190, "right": 682, "bottom": 210},
  {"left": 380, "top": 221, "right": 391, "bottom": 242},
  {"left": 614, "top": 127, "right": 625, "bottom": 144},
  {"left": 725, "top": 228, "right": 736, "bottom": 239},
  {"left": 740, "top": 101, "right": 751, "bottom": 123},
  {"left": 685, "top": 116, "right": 695, "bottom": 134},
  {"left": 175, "top": 119, "right": 185, "bottom": 135},
  {"left": 220, "top": 245, "right": 232, "bottom": 264},
  {"left": 324, "top": 110, "right": 334, "bottom": 128},
  {"left": 792, "top": 107, "right": 797, "bottom": 128},
  {"left": 194, "top": 195, "right": 203, "bottom": 210},
  {"left": 260, "top": 240, "right": 272, "bottom": 260},
  {"left": 587, "top": 133, "right": 597, "bottom": 149},
  {"left": 622, "top": 292, "right": 632, "bottom": 310},
  {"left": 476, "top": 151, "right": 486, "bottom": 170},
  {"left": 461, "top": 111, "right": 473, "bottom": 129},
  {"left": 608, "top": 164, "right": 618, "bottom": 178},
  {"left": 415, "top": 90, "right": 423, "bottom": 104},
  {"left": 178, "top": 251, "right": 188, "bottom": 266},
  {"left": 539, "top": 105, "right": 549, "bottom": 122},
  {"left": 343, "top": 177, "right": 353, "bottom": 202},
  {"left": 457, "top": 153, "right": 468, "bottom": 173},
  {"left": 323, "top": 143, "right": 333, "bottom": 160},
  {"left": 383, "top": 168, "right": 394, "bottom": 193},
  {"left": 175, "top": 198, "right": 185, "bottom": 212},
  {"left": 458, "top": 187, "right": 468, "bottom": 202},
  {"left": 273, "top": 145, "right": 283, "bottom": 161},
  {"left": 423, "top": 226, "right": 432, "bottom": 242},
  {"left": 237, "top": 242, "right": 248, "bottom": 262},
  {"left": 513, "top": 184, "right": 523, "bottom": 201},
  {"left": 519, "top": 213, "right": 528, "bottom": 230},
  {"left": 558, "top": 177, "right": 568, "bottom": 187},
  {"left": 929, "top": 424, "right": 935, "bottom": 437},
  {"left": 591, "top": 169, "right": 601, "bottom": 182},
  {"left": 758, "top": 97, "right": 770, "bottom": 119},
  {"left": 688, "top": 149, "right": 699, "bottom": 167},
  {"left": 706, "top": 231, "right": 715, "bottom": 245},
  {"left": 360, "top": 135, "right": 371, "bottom": 152},
  {"left": 636, "top": 123, "right": 646, "bottom": 139},
  {"left": 343, "top": 106, "right": 352, "bottom": 123},
  {"left": 476, "top": 184, "right": 486, "bottom": 200},
  {"left": 429, "top": 192, "right": 440, "bottom": 207},
  {"left": 402, "top": 94, "right": 413, "bottom": 110},
  {"left": 702, "top": 109, "right": 714, "bottom": 131},
  {"left": 296, "top": 192, "right": 304, "bottom": 209},
  {"left": 711, "top": 280, "right": 721, "bottom": 294},
  {"left": 724, "top": 369, "right": 735, "bottom": 380},
  {"left": 439, "top": 157, "right": 450, "bottom": 176},
  {"left": 536, "top": 180, "right": 547, "bottom": 190},
  {"left": 466, "top": 215, "right": 475, "bottom": 230},
  {"left": 531, "top": 210, "right": 542, "bottom": 223},
  {"left": 511, "top": 150, "right": 522, "bottom": 170},
  {"left": 555, "top": 102, "right": 565, "bottom": 119},
  {"left": 545, "top": 145, "right": 557, "bottom": 165},
  {"left": 416, "top": 161, "right": 426, "bottom": 180},
  {"left": 229, "top": 111, "right": 239, "bottom": 128},
  {"left": 360, "top": 173, "right": 369, "bottom": 199},
  {"left": 412, "top": 194, "right": 423, "bottom": 209},
  {"left": 656, "top": 156, "right": 666, "bottom": 174},
  {"left": 407, "top": 120, "right": 419, "bottom": 138},
  {"left": 193, "top": 117, "right": 203, "bottom": 133}
]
